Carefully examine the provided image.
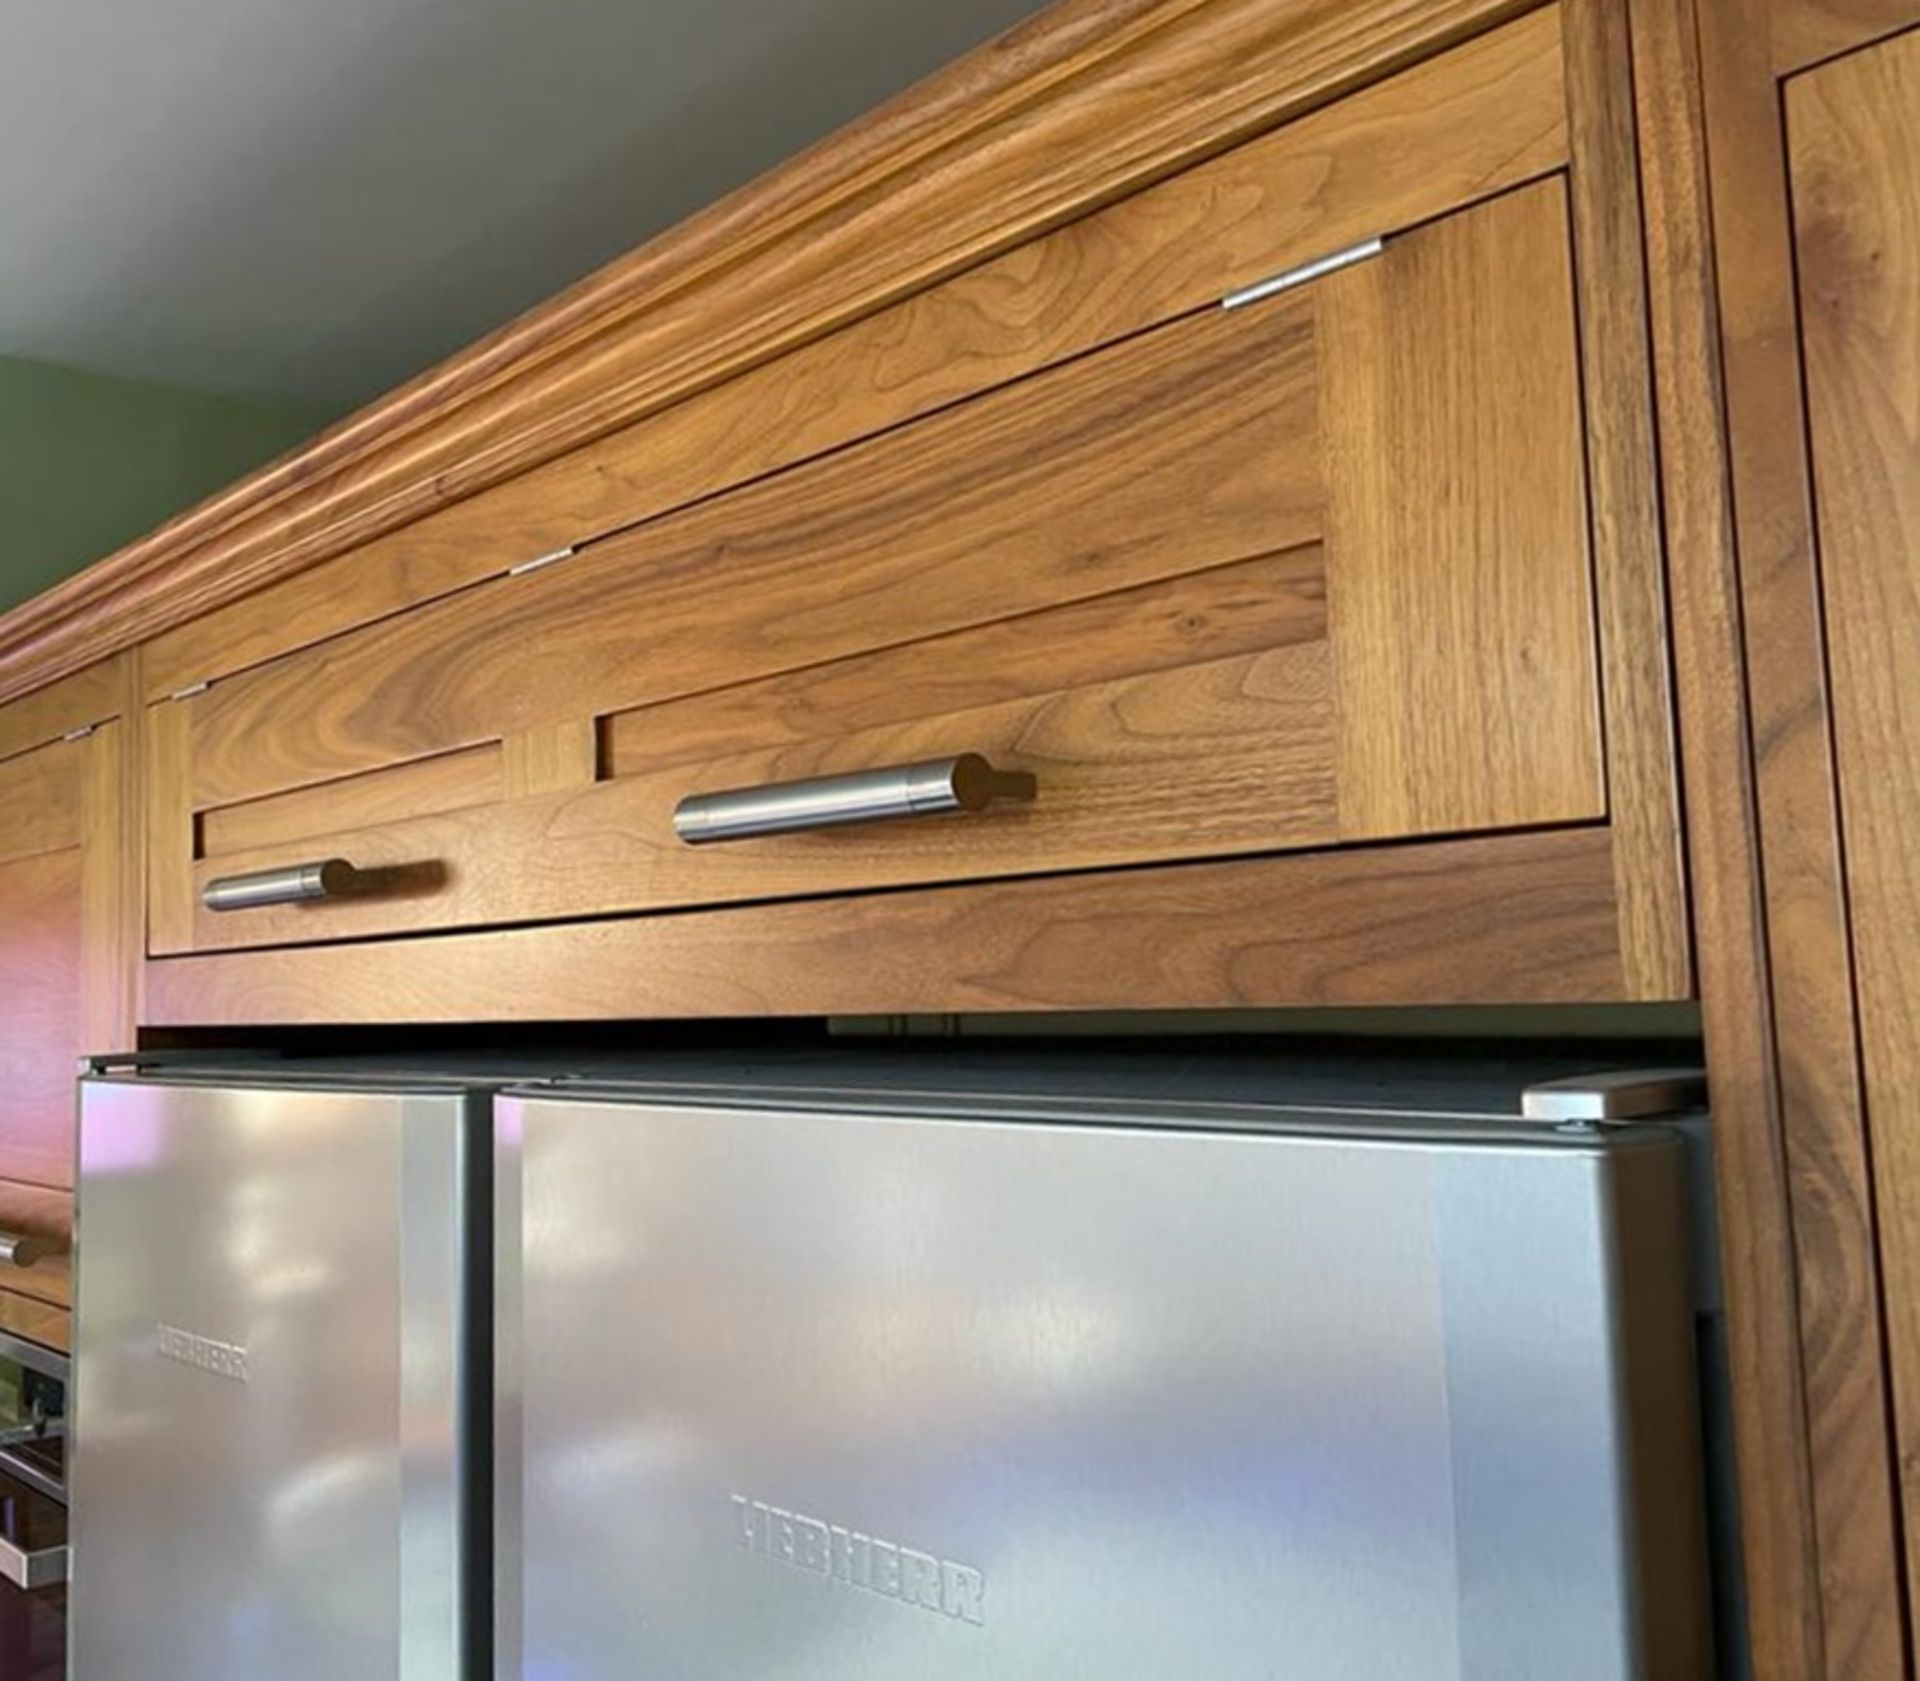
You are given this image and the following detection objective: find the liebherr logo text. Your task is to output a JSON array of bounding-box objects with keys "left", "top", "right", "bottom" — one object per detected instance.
[
  {"left": 156, "top": 1324, "right": 250, "bottom": 1383},
  {"left": 732, "top": 1495, "right": 985, "bottom": 1626}
]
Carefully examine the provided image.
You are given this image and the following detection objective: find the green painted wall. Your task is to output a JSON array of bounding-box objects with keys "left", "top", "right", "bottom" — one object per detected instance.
[{"left": 0, "top": 356, "right": 335, "bottom": 616}]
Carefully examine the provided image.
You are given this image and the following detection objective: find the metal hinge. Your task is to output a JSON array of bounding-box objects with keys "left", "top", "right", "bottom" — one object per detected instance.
[
  {"left": 508, "top": 544, "right": 576, "bottom": 578},
  {"left": 169, "top": 680, "right": 211, "bottom": 702},
  {"left": 1521, "top": 1068, "right": 1708, "bottom": 1131},
  {"left": 1221, "top": 236, "right": 1385, "bottom": 311},
  {"left": 79, "top": 1052, "right": 165, "bottom": 1077}
]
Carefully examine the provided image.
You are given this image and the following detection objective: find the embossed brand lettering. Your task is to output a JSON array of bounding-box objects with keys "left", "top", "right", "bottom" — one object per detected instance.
[
  {"left": 732, "top": 1495, "right": 986, "bottom": 1626},
  {"left": 155, "top": 1323, "right": 250, "bottom": 1383}
]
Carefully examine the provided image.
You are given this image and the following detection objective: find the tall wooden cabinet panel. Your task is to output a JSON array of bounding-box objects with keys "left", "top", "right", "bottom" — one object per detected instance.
[
  {"left": 1648, "top": 0, "right": 1920, "bottom": 1671},
  {"left": 0, "top": 659, "right": 136, "bottom": 1351},
  {"left": 1787, "top": 24, "right": 1920, "bottom": 1644}
]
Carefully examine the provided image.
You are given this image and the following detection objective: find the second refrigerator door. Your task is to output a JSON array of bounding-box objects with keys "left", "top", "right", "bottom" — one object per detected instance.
[
  {"left": 70, "top": 1075, "right": 483, "bottom": 1681},
  {"left": 496, "top": 1087, "right": 1702, "bottom": 1681}
]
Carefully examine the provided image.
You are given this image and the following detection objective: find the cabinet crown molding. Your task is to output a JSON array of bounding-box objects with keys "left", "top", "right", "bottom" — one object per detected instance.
[{"left": 0, "top": 0, "right": 1531, "bottom": 705}]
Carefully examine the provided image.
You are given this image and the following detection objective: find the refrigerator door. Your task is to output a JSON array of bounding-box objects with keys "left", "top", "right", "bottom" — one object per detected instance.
[
  {"left": 71, "top": 1076, "right": 482, "bottom": 1681},
  {"left": 498, "top": 1091, "right": 1708, "bottom": 1681}
]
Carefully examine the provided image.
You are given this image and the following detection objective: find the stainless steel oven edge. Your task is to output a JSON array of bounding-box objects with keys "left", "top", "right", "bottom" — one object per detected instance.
[{"left": 0, "top": 1325, "right": 66, "bottom": 1599}]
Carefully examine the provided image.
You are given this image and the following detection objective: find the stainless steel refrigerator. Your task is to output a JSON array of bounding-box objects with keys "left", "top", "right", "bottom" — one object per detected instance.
[
  {"left": 71, "top": 1051, "right": 1717, "bottom": 1681},
  {"left": 70, "top": 1070, "right": 488, "bottom": 1681},
  {"left": 494, "top": 1054, "right": 1717, "bottom": 1681}
]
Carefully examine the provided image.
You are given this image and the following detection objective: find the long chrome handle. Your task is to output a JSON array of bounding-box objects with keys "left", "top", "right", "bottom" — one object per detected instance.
[
  {"left": 675, "top": 754, "right": 1036, "bottom": 845},
  {"left": 203, "top": 858, "right": 361, "bottom": 913},
  {"left": 0, "top": 1536, "right": 67, "bottom": 1591},
  {"left": 0, "top": 1230, "right": 60, "bottom": 1269}
]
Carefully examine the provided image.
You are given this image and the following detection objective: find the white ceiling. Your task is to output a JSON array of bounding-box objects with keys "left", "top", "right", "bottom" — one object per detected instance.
[{"left": 0, "top": 0, "right": 1049, "bottom": 411}]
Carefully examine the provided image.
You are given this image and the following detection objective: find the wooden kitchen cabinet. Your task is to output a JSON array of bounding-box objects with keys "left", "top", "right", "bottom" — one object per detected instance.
[
  {"left": 132, "top": 7, "right": 1688, "bottom": 1020},
  {"left": 150, "top": 178, "right": 1625, "bottom": 965},
  {"left": 135, "top": 8, "right": 1574, "bottom": 702},
  {"left": 1, "top": 0, "right": 1911, "bottom": 1670},
  {"left": 0, "top": 660, "right": 137, "bottom": 1350},
  {"left": 1788, "top": 23, "right": 1920, "bottom": 1657}
]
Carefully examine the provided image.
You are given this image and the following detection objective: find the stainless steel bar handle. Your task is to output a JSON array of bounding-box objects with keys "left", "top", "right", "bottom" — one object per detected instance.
[
  {"left": 675, "top": 754, "right": 1036, "bottom": 845},
  {"left": 0, "top": 1230, "right": 57, "bottom": 1269},
  {"left": 0, "top": 1536, "right": 68, "bottom": 1591},
  {"left": 203, "top": 858, "right": 360, "bottom": 913}
]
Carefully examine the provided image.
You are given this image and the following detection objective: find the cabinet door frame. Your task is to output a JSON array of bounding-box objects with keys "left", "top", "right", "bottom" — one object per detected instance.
[
  {"left": 0, "top": 657, "right": 139, "bottom": 1350},
  {"left": 1639, "top": 0, "right": 1920, "bottom": 1677}
]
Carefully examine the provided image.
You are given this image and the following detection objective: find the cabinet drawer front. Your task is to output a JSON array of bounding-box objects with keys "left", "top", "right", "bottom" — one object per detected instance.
[
  {"left": 155, "top": 177, "right": 1603, "bottom": 956},
  {"left": 0, "top": 1183, "right": 70, "bottom": 1317}
]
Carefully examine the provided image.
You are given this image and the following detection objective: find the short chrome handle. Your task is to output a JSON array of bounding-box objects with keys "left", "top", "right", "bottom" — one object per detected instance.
[
  {"left": 0, "top": 1536, "right": 67, "bottom": 1591},
  {"left": 0, "top": 1230, "right": 60, "bottom": 1269},
  {"left": 203, "top": 858, "right": 361, "bottom": 913},
  {"left": 675, "top": 754, "right": 1036, "bottom": 845}
]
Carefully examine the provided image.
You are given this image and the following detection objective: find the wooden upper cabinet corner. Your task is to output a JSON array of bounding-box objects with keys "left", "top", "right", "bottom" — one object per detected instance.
[{"left": 0, "top": 656, "right": 138, "bottom": 1350}]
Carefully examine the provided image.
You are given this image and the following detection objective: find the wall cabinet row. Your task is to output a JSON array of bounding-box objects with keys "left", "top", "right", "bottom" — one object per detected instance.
[{"left": 1, "top": 3, "right": 1918, "bottom": 1674}]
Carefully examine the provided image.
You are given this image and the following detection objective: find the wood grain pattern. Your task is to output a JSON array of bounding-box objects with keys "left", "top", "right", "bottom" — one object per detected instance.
[
  {"left": 144, "top": 700, "right": 196, "bottom": 957},
  {"left": 1772, "top": 0, "right": 1920, "bottom": 71},
  {"left": 144, "top": 827, "right": 1630, "bottom": 1025},
  {"left": 153, "top": 183, "right": 1655, "bottom": 971},
  {"left": 1694, "top": 0, "right": 1910, "bottom": 1671},
  {"left": 116, "top": 656, "right": 148, "bottom": 1039},
  {"left": 0, "top": 1289, "right": 66, "bottom": 1354},
  {"left": 179, "top": 640, "right": 1339, "bottom": 952},
  {"left": 0, "top": 851, "right": 84, "bottom": 1190},
  {"left": 173, "top": 553, "right": 1340, "bottom": 954},
  {"left": 1789, "top": 30, "right": 1920, "bottom": 1664},
  {"left": 604, "top": 549, "right": 1327, "bottom": 776},
  {"left": 1561, "top": 0, "right": 1691, "bottom": 1000},
  {"left": 1320, "top": 177, "right": 1605, "bottom": 836},
  {"left": 80, "top": 718, "right": 135, "bottom": 1064},
  {"left": 1627, "top": 0, "right": 1840, "bottom": 1672},
  {"left": 200, "top": 743, "right": 504, "bottom": 860},
  {"left": 503, "top": 722, "right": 601, "bottom": 801},
  {"left": 0, "top": 1182, "right": 72, "bottom": 1313},
  {"left": 0, "top": 660, "right": 120, "bottom": 764},
  {"left": 0, "top": 0, "right": 1537, "bottom": 706},
  {"left": 0, "top": 667, "right": 131, "bottom": 1352},
  {"left": 139, "top": 8, "right": 1567, "bottom": 699},
  {"left": 0, "top": 682, "right": 137, "bottom": 1219},
  {"left": 0, "top": 740, "right": 83, "bottom": 867},
  {"left": 185, "top": 300, "right": 1322, "bottom": 808}
]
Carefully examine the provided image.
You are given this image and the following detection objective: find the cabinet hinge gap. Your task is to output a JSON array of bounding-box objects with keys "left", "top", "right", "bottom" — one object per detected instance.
[
  {"left": 509, "top": 545, "right": 577, "bottom": 578},
  {"left": 1221, "top": 236, "right": 1385, "bottom": 311}
]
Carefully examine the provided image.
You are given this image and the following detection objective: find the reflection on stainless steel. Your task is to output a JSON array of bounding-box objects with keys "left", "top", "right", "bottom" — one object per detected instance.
[
  {"left": 499, "top": 1082, "right": 1711, "bottom": 1681},
  {"left": 71, "top": 1077, "right": 481, "bottom": 1681}
]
